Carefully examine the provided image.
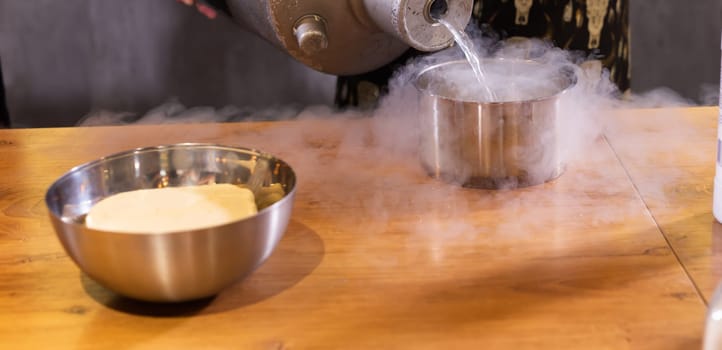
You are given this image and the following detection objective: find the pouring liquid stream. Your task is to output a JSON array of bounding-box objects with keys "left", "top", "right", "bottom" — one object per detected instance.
[{"left": 437, "top": 18, "right": 497, "bottom": 102}]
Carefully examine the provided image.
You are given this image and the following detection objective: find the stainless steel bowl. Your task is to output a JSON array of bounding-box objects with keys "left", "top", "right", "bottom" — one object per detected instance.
[
  {"left": 415, "top": 59, "right": 575, "bottom": 189},
  {"left": 45, "top": 144, "right": 297, "bottom": 302}
]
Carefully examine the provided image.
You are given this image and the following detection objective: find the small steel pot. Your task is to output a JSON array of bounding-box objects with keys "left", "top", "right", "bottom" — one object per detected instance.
[{"left": 415, "top": 59, "right": 575, "bottom": 189}]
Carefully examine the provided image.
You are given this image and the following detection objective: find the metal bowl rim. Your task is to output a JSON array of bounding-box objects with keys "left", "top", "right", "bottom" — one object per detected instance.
[{"left": 45, "top": 142, "right": 297, "bottom": 237}]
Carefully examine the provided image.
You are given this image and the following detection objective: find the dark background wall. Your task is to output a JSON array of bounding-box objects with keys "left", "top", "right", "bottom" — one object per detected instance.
[
  {"left": 0, "top": 0, "right": 336, "bottom": 127},
  {"left": 0, "top": 0, "right": 720, "bottom": 127},
  {"left": 629, "top": 1, "right": 721, "bottom": 104}
]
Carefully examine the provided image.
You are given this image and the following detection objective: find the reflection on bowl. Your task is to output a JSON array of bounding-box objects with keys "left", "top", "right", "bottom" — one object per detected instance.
[{"left": 45, "top": 144, "right": 297, "bottom": 302}]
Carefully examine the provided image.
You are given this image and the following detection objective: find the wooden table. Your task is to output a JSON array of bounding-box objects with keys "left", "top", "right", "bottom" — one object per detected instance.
[{"left": 0, "top": 107, "right": 718, "bottom": 349}]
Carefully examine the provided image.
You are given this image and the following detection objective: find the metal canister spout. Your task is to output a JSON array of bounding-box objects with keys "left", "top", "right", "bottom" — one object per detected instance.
[{"left": 362, "top": 0, "right": 472, "bottom": 52}]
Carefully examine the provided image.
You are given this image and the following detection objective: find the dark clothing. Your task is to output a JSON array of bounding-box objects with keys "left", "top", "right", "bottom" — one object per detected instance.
[
  {"left": 333, "top": 49, "right": 421, "bottom": 109},
  {"left": 336, "top": 0, "right": 629, "bottom": 108},
  {"left": 475, "top": 0, "right": 629, "bottom": 90},
  {"left": 0, "top": 59, "right": 9, "bottom": 128}
]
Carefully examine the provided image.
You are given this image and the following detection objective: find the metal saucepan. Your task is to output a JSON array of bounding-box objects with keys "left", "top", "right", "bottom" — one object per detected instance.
[{"left": 415, "top": 58, "right": 575, "bottom": 189}]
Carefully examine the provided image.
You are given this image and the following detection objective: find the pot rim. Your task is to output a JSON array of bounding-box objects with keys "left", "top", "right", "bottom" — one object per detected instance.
[{"left": 414, "top": 58, "right": 577, "bottom": 105}]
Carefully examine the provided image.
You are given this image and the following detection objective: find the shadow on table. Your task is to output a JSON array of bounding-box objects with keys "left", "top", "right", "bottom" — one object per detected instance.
[{"left": 80, "top": 219, "right": 324, "bottom": 317}]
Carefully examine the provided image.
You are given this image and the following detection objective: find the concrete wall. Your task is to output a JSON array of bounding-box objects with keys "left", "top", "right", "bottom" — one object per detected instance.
[
  {"left": 629, "top": 1, "right": 721, "bottom": 103},
  {"left": 0, "top": 0, "right": 336, "bottom": 127},
  {"left": 0, "top": 0, "right": 720, "bottom": 127}
]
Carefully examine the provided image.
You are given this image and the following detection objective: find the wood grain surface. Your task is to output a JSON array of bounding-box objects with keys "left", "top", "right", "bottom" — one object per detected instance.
[
  {"left": 0, "top": 107, "right": 716, "bottom": 349},
  {"left": 605, "top": 107, "right": 719, "bottom": 303}
]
